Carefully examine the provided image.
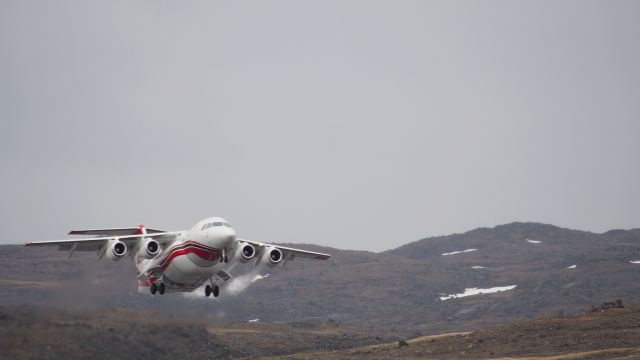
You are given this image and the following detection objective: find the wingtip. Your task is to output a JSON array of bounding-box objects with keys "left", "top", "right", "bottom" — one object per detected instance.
[{"left": 25, "top": 242, "right": 31, "bottom": 247}]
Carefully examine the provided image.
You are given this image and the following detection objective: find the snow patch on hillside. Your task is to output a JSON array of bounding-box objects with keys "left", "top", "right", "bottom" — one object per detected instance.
[
  {"left": 439, "top": 285, "right": 517, "bottom": 301},
  {"left": 526, "top": 239, "right": 542, "bottom": 244},
  {"left": 471, "top": 266, "right": 486, "bottom": 269},
  {"left": 442, "top": 248, "right": 478, "bottom": 256},
  {"left": 630, "top": 260, "right": 640, "bottom": 264},
  {"left": 567, "top": 265, "right": 577, "bottom": 269}
]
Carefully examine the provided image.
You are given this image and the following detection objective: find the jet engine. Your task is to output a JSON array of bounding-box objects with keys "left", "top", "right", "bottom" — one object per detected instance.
[
  {"left": 138, "top": 239, "right": 160, "bottom": 259},
  {"left": 105, "top": 239, "right": 127, "bottom": 261},
  {"left": 266, "top": 247, "right": 283, "bottom": 266},
  {"left": 234, "top": 243, "right": 256, "bottom": 263}
]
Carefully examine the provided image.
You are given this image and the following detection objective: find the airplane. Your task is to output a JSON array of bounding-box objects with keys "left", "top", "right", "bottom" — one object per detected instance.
[{"left": 25, "top": 217, "right": 331, "bottom": 297}]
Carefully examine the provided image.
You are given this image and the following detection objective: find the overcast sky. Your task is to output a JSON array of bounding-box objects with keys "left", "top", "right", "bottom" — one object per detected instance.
[{"left": 1, "top": 1, "right": 638, "bottom": 251}]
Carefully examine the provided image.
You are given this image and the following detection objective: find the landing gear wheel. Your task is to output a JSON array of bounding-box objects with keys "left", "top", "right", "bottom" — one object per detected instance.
[
  {"left": 150, "top": 283, "right": 157, "bottom": 295},
  {"left": 212, "top": 285, "right": 220, "bottom": 298},
  {"left": 158, "top": 282, "right": 165, "bottom": 295},
  {"left": 205, "top": 285, "right": 212, "bottom": 297}
]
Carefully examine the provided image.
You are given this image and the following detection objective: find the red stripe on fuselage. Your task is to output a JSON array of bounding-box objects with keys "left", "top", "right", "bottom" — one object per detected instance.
[
  {"left": 159, "top": 243, "right": 221, "bottom": 272},
  {"left": 161, "top": 240, "right": 218, "bottom": 257},
  {"left": 159, "top": 240, "right": 218, "bottom": 261},
  {"left": 155, "top": 240, "right": 217, "bottom": 266}
]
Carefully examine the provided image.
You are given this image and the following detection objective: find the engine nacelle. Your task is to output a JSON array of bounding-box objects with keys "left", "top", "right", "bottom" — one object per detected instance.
[
  {"left": 265, "top": 246, "right": 283, "bottom": 266},
  {"left": 234, "top": 243, "right": 256, "bottom": 263},
  {"left": 105, "top": 239, "right": 127, "bottom": 261},
  {"left": 138, "top": 239, "right": 160, "bottom": 259}
]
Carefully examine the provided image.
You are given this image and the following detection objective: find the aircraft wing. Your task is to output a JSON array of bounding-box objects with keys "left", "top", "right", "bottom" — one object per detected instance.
[
  {"left": 25, "top": 232, "right": 181, "bottom": 253},
  {"left": 238, "top": 239, "right": 331, "bottom": 260}
]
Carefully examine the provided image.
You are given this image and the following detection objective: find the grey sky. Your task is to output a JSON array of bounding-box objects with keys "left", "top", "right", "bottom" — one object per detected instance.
[{"left": 1, "top": 1, "right": 638, "bottom": 251}]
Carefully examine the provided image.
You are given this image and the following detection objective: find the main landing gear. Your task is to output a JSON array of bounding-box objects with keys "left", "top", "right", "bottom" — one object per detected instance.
[
  {"left": 205, "top": 284, "right": 220, "bottom": 298},
  {"left": 150, "top": 282, "right": 165, "bottom": 295}
]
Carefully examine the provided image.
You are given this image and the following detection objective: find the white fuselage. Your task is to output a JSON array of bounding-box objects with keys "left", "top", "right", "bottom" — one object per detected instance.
[{"left": 136, "top": 217, "right": 236, "bottom": 292}]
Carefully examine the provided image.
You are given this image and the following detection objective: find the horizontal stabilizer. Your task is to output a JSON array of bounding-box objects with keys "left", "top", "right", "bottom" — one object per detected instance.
[{"left": 69, "top": 227, "right": 166, "bottom": 236}]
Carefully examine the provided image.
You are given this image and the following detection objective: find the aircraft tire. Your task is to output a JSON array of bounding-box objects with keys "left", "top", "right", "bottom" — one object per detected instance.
[
  {"left": 158, "top": 282, "right": 165, "bottom": 295},
  {"left": 205, "top": 285, "right": 212, "bottom": 297},
  {"left": 212, "top": 285, "right": 220, "bottom": 298},
  {"left": 150, "top": 283, "right": 157, "bottom": 295}
]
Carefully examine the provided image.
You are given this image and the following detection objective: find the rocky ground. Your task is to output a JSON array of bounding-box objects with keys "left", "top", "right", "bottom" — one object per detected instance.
[
  {"left": 268, "top": 306, "right": 640, "bottom": 360},
  {"left": 0, "top": 306, "right": 229, "bottom": 360},
  {"left": 0, "top": 305, "right": 384, "bottom": 360},
  {"left": 2, "top": 305, "right": 640, "bottom": 359}
]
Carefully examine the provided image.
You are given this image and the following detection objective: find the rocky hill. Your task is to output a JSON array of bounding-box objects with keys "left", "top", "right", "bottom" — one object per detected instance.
[{"left": 1, "top": 222, "right": 640, "bottom": 337}]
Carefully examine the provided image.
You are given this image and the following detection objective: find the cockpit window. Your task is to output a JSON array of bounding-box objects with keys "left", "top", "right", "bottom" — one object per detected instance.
[{"left": 202, "top": 221, "right": 231, "bottom": 230}]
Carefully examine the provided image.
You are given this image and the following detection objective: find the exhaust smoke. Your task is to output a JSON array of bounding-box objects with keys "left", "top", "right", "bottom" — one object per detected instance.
[{"left": 225, "top": 263, "right": 268, "bottom": 296}]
